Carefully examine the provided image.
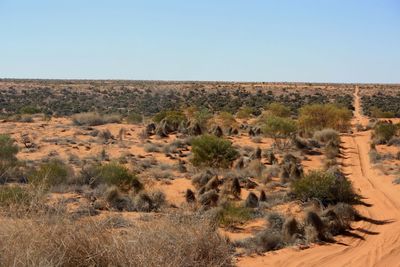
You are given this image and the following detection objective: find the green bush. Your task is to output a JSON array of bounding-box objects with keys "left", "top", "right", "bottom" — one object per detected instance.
[
  {"left": 0, "top": 134, "right": 18, "bottom": 162},
  {"left": 193, "top": 108, "right": 213, "bottom": 127},
  {"left": 19, "top": 105, "right": 41, "bottom": 114},
  {"left": 298, "top": 104, "right": 352, "bottom": 134},
  {"left": 292, "top": 170, "right": 356, "bottom": 204},
  {"left": 95, "top": 163, "right": 142, "bottom": 191},
  {"left": 29, "top": 160, "right": 69, "bottom": 188},
  {"left": 0, "top": 135, "right": 19, "bottom": 179},
  {"left": 126, "top": 112, "right": 143, "bottom": 124},
  {"left": 0, "top": 186, "right": 32, "bottom": 207},
  {"left": 373, "top": 122, "right": 398, "bottom": 144},
  {"left": 191, "top": 135, "right": 239, "bottom": 168},
  {"left": 217, "top": 202, "right": 253, "bottom": 227},
  {"left": 153, "top": 110, "right": 186, "bottom": 124}
]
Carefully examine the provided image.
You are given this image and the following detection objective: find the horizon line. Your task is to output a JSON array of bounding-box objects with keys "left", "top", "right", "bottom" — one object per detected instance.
[{"left": 1, "top": 77, "right": 399, "bottom": 86}]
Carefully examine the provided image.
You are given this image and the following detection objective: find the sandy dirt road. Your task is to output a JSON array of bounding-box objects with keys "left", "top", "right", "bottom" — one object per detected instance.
[{"left": 237, "top": 86, "right": 400, "bottom": 267}]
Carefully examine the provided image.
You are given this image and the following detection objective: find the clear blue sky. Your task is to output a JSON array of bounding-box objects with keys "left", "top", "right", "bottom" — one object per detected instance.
[{"left": 0, "top": 0, "right": 399, "bottom": 83}]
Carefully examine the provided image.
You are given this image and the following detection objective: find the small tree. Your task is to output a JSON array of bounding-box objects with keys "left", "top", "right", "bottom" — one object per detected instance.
[
  {"left": 191, "top": 135, "right": 239, "bottom": 168},
  {"left": 261, "top": 116, "right": 297, "bottom": 149}
]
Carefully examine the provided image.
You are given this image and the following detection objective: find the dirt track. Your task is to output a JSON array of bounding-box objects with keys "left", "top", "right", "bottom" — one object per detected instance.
[{"left": 238, "top": 86, "right": 400, "bottom": 267}]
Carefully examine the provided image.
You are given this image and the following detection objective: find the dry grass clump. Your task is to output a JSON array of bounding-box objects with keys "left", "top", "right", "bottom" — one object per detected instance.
[
  {"left": 313, "top": 129, "right": 340, "bottom": 144},
  {"left": 237, "top": 203, "right": 359, "bottom": 254},
  {"left": 72, "top": 112, "right": 121, "bottom": 126},
  {"left": 0, "top": 214, "right": 233, "bottom": 267}
]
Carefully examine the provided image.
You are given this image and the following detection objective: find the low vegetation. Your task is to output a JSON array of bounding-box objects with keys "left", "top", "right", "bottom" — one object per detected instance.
[
  {"left": 2, "top": 80, "right": 391, "bottom": 263},
  {"left": 0, "top": 214, "right": 233, "bottom": 267},
  {"left": 191, "top": 135, "right": 239, "bottom": 168},
  {"left": 292, "top": 170, "right": 357, "bottom": 205},
  {"left": 298, "top": 104, "right": 352, "bottom": 134}
]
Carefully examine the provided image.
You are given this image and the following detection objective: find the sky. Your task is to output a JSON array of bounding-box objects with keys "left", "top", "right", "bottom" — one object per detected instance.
[{"left": 0, "top": 0, "right": 399, "bottom": 83}]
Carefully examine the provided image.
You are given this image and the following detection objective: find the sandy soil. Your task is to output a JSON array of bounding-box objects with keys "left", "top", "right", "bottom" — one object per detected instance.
[{"left": 237, "top": 86, "right": 400, "bottom": 267}]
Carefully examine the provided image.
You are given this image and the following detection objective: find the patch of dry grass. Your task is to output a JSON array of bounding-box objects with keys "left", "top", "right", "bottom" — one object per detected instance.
[{"left": 0, "top": 214, "right": 233, "bottom": 267}]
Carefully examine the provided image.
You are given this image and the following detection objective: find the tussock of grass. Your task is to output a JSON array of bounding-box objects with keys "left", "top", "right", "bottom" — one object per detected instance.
[
  {"left": 216, "top": 202, "right": 253, "bottom": 227},
  {"left": 72, "top": 112, "right": 121, "bottom": 126}
]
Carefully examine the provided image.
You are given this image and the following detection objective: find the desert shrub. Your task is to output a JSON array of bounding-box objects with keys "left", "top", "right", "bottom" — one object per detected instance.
[
  {"left": 0, "top": 214, "right": 233, "bottom": 267},
  {"left": 126, "top": 112, "right": 143, "bottom": 124},
  {"left": 370, "top": 106, "right": 395, "bottom": 118},
  {"left": 216, "top": 202, "right": 253, "bottom": 227},
  {"left": 148, "top": 168, "right": 173, "bottom": 180},
  {"left": 0, "top": 134, "right": 18, "bottom": 162},
  {"left": 148, "top": 190, "right": 167, "bottom": 210},
  {"left": 153, "top": 110, "right": 186, "bottom": 125},
  {"left": 261, "top": 116, "right": 297, "bottom": 149},
  {"left": 246, "top": 159, "right": 265, "bottom": 178},
  {"left": 19, "top": 105, "right": 41, "bottom": 114},
  {"left": 94, "top": 163, "right": 142, "bottom": 191},
  {"left": 264, "top": 102, "right": 291, "bottom": 117},
  {"left": 29, "top": 160, "right": 70, "bottom": 188},
  {"left": 298, "top": 104, "right": 352, "bottom": 134},
  {"left": 236, "top": 106, "right": 254, "bottom": 119},
  {"left": 16, "top": 114, "right": 34, "bottom": 123},
  {"left": 313, "top": 129, "right": 340, "bottom": 144},
  {"left": 292, "top": 170, "right": 356, "bottom": 204},
  {"left": 240, "top": 229, "right": 284, "bottom": 253},
  {"left": 0, "top": 134, "right": 20, "bottom": 181},
  {"left": 144, "top": 143, "right": 161, "bottom": 153},
  {"left": 191, "top": 135, "right": 239, "bottom": 168},
  {"left": 208, "top": 111, "right": 237, "bottom": 129},
  {"left": 199, "top": 190, "right": 219, "bottom": 207},
  {"left": 72, "top": 112, "right": 121, "bottom": 126},
  {"left": 237, "top": 212, "right": 285, "bottom": 253},
  {"left": 104, "top": 186, "right": 134, "bottom": 211},
  {"left": 0, "top": 185, "right": 32, "bottom": 208},
  {"left": 162, "top": 139, "right": 186, "bottom": 154},
  {"left": 191, "top": 108, "right": 213, "bottom": 128},
  {"left": 98, "top": 129, "right": 114, "bottom": 143},
  {"left": 324, "top": 140, "right": 340, "bottom": 159},
  {"left": 192, "top": 169, "right": 216, "bottom": 188},
  {"left": 373, "top": 122, "right": 398, "bottom": 144}
]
